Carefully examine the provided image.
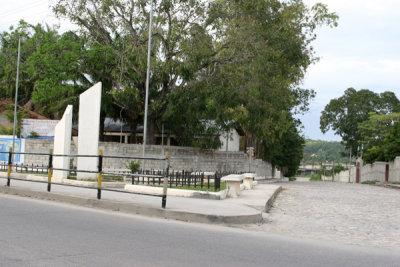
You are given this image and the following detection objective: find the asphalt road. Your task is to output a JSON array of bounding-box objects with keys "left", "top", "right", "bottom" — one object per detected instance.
[{"left": 0, "top": 194, "right": 399, "bottom": 267}]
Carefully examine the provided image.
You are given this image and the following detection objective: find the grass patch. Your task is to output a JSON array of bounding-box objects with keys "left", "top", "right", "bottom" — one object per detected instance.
[
  {"left": 289, "top": 177, "right": 297, "bottom": 181},
  {"left": 361, "top": 180, "right": 377, "bottom": 185},
  {"left": 309, "top": 174, "right": 322, "bottom": 181},
  {"left": 67, "top": 174, "right": 124, "bottom": 182},
  {"left": 136, "top": 182, "right": 226, "bottom": 192},
  {"left": 171, "top": 182, "right": 226, "bottom": 192}
]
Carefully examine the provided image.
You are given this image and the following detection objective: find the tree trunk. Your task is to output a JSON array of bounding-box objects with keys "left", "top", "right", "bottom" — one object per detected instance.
[
  {"left": 99, "top": 114, "right": 105, "bottom": 141},
  {"left": 129, "top": 118, "right": 137, "bottom": 144},
  {"left": 146, "top": 118, "right": 157, "bottom": 145}
]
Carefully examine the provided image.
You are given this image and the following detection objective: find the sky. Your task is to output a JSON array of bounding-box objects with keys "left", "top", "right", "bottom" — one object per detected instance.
[{"left": 0, "top": 0, "right": 399, "bottom": 142}]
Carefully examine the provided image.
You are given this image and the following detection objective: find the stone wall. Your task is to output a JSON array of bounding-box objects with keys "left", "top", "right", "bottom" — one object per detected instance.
[
  {"left": 22, "top": 139, "right": 273, "bottom": 176},
  {"left": 389, "top": 157, "right": 400, "bottom": 183},
  {"left": 323, "top": 156, "right": 400, "bottom": 183}
]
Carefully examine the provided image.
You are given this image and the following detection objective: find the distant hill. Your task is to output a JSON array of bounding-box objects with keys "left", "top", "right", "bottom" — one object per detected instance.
[{"left": 303, "top": 139, "right": 348, "bottom": 164}]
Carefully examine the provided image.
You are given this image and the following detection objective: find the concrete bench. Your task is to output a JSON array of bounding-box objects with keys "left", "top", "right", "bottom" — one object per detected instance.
[
  {"left": 221, "top": 174, "right": 244, "bottom": 198},
  {"left": 242, "top": 173, "right": 256, "bottom": 189}
]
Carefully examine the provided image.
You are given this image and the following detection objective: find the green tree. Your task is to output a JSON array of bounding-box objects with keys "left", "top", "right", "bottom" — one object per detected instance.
[
  {"left": 0, "top": 21, "right": 39, "bottom": 105},
  {"left": 53, "top": 0, "right": 224, "bottom": 144},
  {"left": 267, "top": 120, "right": 305, "bottom": 177},
  {"left": 205, "top": 0, "right": 337, "bottom": 171},
  {"left": 358, "top": 112, "right": 400, "bottom": 151},
  {"left": 320, "top": 88, "right": 400, "bottom": 154},
  {"left": 363, "top": 122, "right": 400, "bottom": 163},
  {"left": 303, "top": 139, "right": 348, "bottom": 164},
  {"left": 30, "top": 28, "right": 89, "bottom": 119}
]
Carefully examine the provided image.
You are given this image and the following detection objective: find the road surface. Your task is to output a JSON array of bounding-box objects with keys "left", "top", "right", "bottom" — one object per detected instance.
[{"left": 0, "top": 194, "right": 399, "bottom": 266}]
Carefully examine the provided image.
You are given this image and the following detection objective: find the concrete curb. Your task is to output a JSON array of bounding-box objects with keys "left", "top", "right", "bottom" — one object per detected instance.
[
  {"left": 0, "top": 186, "right": 262, "bottom": 225},
  {"left": 265, "top": 185, "right": 282, "bottom": 212}
]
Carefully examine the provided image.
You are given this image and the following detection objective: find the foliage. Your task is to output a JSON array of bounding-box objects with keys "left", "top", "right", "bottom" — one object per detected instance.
[
  {"left": 29, "top": 131, "right": 39, "bottom": 138},
  {"left": 320, "top": 88, "right": 400, "bottom": 154},
  {"left": 358, "top": 112, "right": 400, "bottom": 152},
  {"left": 363, "top": 122, "right": 400, "bottom": 164},
  {"left": 266, "top": 120, "right": 306, "bottom": 177},
  {"left": 303, "top": 139, "right": 348, "bottom": 164},
  {"left": 125, "top": 160, "right": 141, "bottom": 173},
  {"left": 0, "top": 103, "right": 29, "bottom": 137},
  {"left": 204, "top": 0, "right": 337, "bottom": 172},
  {"left": 310, "top": 173, "right": 322, "bottom": 181},
  {"left": 0, "top": 1, "right": 340, "bottom": 173},
  {"left": 332, "top": 164, "right": 347, "bottom": 174},
  {"left": 0, "top": 21, "right": 38, "bottom": 105},
  {"left": 361, "top": 180, "right": 376, "bottom": 185},
  {"left": 319, "top": 163, "right": 347, "bottom": 177},
  {"left": 51, "top": 0, "right": 337, "bottom": 152}
]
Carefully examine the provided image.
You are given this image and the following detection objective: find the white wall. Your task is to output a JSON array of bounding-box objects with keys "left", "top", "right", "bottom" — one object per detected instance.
[
  {"left": 325, "top": 157, "right": 400, "bottom": 183},
  {"left": 77, "top": 82, "right": 102, "bottom": 179},
  {"left": 53, "top": 105, "right": 73, "bottom": 181},
  {"left": 219, "top": 129, "right": 240, "bottom": 152}
]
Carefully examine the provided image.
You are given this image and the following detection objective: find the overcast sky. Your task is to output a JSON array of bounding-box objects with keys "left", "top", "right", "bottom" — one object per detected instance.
[{"left": 1, "top": 0, "right": 399, "bottom": 142}]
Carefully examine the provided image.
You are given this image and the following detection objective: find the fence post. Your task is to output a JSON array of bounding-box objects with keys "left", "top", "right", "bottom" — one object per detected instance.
[
  {"left": 47, "top": 149, "right": 53, "bottom": 192},
  {"left": 162, "top": 153, "right": 170, "bottom": 208},
  {"left": 97, "top": 150, "right": 103, "bottom": 199},
  {"left": 7, "top": 150, "right": 12, "bottom": 187},
  {"left": 214, "top": 172, "right": 220, "bottom": 191}
]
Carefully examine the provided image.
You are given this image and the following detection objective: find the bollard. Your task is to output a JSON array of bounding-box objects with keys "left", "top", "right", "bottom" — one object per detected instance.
[
  {"left": 47, "top": 150, "right": 53, "bottom": 192},
  {"left": 162, "top": 153, "right": 170, "bottom": 209},
  {"left": 97, "top": 150, "right": 103, "bottom": 199},
  {"left": 7, "top": 151, "right": 12, "bottom": 187}
]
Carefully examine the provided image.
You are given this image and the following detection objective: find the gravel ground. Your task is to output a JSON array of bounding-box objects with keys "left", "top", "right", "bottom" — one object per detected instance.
[{"left": 243, "top": 181, "right": 400, "bottom": 251}]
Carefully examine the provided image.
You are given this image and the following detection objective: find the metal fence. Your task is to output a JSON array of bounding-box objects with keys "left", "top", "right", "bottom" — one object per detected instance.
[
  {"left": 0, "top": 150, "right": 169, "bottom": 208},
  {"left": 0, "top": 157, "right": 236, "bottom": 192}
]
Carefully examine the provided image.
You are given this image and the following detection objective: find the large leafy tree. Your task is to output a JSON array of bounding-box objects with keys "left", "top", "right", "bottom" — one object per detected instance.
[
  {"left": 358, "top": 112, "right": 400, "bottom": 150},
  {"left": 0, "top": 21, "right": 40, "bottom": 105},
  {"left": 53, "top": 0, "right": 225, "bottom": 144},
  {"left": 30, "top": 28, "right": 89, "bottom": 119},
  {"left": 202, "top": 0, "right": 337, "bottom": 173},
  {"left": 320, "top": 88, "right": 400, "bottom": 154},
  {"left": 358, "top": 112, "right": 400, "bottom": 163},
  {"left": 363, "top": 122, "right": 400, "bottom": 164}
]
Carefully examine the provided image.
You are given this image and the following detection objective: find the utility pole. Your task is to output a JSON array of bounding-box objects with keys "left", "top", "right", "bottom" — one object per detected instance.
[
  {"left": 142, "top": 0, "right": 154, "bottom": 171},
  {"left": 12, "top": 38, "right": 21, "bottom": 157}
]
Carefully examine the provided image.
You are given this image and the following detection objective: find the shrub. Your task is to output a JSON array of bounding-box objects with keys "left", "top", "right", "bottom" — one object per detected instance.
[{"left": 126, "top": 160, "right": 141, "bottom": 173}]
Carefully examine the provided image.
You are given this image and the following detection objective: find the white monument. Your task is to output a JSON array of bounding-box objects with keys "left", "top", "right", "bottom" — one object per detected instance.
[
  {"left": 77, "top": 82, "right": 102, "bottom": 179},
  {"left": 53, "top": 105, "right": 73, "bottom": 181}
]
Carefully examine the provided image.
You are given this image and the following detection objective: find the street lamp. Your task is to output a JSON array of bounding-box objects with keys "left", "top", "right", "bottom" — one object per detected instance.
[
  {"left": 142, "top": 0, "right": 154, "bottom": 171},
  {"left": 12, "top": 38, "right": 21, "bottom": 157}
]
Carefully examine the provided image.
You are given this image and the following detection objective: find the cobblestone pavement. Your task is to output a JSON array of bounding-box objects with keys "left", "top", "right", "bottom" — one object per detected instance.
[{"left": 243, "top": 181, "right": 400, "bottom": 251}]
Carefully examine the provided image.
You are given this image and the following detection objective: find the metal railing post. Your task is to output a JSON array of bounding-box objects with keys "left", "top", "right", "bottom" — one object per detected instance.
[
  {"left": 7, "top": 150, "right": 12, "bottom": 186},
  {"left": 97, "top": 150, "right": 103, "bottom": 199},
  {"left": 162, "top": 153, "right": 170, "bottom": 208},
  {"left": 47, "top": 150, "right": 53, "bottom": 192}
]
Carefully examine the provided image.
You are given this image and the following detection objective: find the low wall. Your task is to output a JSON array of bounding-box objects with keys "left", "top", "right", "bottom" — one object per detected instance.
[
  {"left": 324, "top": 156, "right": 400, "bottom": 183},
  {"left": 22, "top": 139, "right": 274, "bottom": 177},
  {"left": 389, "top": 157, "right": 400, "bottom": 183},
  {"left": 359, "top": 162, "right": 386, "bottom": 183},
  {"left": 322, "top": 170, "right": 354, "bottom": 183}
]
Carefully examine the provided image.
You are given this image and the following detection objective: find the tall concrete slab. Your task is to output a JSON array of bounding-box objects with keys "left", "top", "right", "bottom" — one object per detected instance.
[
  {"left": 77, "top": 82, "right": 102, "bottom": 179},
  {"left": 53, "top": 105, "right": 73, "bottom": 181}
]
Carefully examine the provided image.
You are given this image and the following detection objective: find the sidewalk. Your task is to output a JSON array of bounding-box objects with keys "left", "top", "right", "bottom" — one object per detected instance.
[{"left": 0, "top": 172, "right": 281, "bottom": 225}]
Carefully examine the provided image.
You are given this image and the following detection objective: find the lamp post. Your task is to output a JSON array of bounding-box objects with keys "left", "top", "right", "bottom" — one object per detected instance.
[
  {"left": 142, "top": 0, "right": 154, "bottom": 171},
  {"left": 12, "top": 38, "right": 21, "bottom": 157}
]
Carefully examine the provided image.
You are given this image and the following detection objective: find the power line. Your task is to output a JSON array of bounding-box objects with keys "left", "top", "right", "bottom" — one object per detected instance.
[{"left": 0, "top": 0, "right": 49, "bottom": 18}]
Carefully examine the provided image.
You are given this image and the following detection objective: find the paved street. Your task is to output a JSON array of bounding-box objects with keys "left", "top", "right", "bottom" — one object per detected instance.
[
  {"left": 1, "top": 194, "right": 399, "bottom": 267},
  {"left": 245, "top": 181, "right": 400, "bottom": 251}
]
